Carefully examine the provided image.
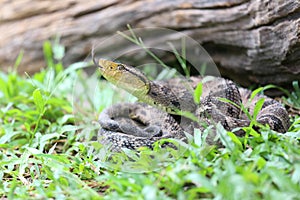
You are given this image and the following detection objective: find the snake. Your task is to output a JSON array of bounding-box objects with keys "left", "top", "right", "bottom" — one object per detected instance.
[{"left": 93, "top": 58, "right": 290, "bottom": 151}]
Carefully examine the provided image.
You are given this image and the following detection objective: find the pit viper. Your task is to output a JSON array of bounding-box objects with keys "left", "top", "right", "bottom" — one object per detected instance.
[{"left": 94, "top": 59, "right": 290, "bottom": 151}]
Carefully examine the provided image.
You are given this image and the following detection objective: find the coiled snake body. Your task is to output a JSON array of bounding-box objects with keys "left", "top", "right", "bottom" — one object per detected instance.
[{"left": 94, "top": 59, "right": 290, "bottom": 151}]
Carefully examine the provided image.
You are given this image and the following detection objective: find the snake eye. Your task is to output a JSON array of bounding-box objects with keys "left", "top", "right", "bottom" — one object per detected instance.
[{"left": 117, "top": 64, "right": 125, "bottom": 70}]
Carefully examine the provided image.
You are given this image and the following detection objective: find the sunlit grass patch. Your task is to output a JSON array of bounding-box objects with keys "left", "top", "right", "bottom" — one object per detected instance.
[{"left": 0, "top": 38, "right": 299, "bottom": 199}]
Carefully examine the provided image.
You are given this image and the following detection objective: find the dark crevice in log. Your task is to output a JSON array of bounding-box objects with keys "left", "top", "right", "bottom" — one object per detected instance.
[
  {"left": 282, "top": 42, "right": 300, "bottom": 72},
  {"left": 180, "top": 0, "right": 248, "bottom": 9},
  {"left": 192, "top": 0, "right": 247, "bottom": 10},
  {"left": 162, "top": 14, "right": 251, "bottom": 32},
  {"left": 202, "top": 42, "right": 248, "bottom": 59},
  {"left": 72, "top": 2, "right": 120, "bottom": 19},
  {"left": 249, "top": 6, "right": 300, "bottom": 30}
]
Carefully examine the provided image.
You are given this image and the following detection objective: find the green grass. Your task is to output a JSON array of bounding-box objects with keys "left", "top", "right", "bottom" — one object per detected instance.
[{"left": 0, "top": 41, "right": 300, "bottom": 200}]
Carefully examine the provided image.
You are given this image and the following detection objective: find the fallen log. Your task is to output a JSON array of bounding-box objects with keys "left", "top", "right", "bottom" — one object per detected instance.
[{"left": 0, "top": 0, "right": 299, "bottom": 91}]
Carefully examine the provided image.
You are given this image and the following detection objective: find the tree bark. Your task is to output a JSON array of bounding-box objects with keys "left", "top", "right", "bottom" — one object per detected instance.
[{"left": 0, "top": 0, "right": 299, "bottom": 90}]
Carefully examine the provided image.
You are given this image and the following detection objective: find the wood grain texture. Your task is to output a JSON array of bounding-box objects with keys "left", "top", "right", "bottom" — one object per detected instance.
[{"left": 0, "top": 0, "right": 299, "bottom": 90}]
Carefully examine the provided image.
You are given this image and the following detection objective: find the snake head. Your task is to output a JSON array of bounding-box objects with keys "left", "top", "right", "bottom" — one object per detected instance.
[{"left": 94, "top": 58, "right": 150, "bottom": 98}]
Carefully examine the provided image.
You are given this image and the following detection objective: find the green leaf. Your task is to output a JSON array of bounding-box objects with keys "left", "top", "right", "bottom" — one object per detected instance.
[
  {"left": 43, "top": 40, "right": 54, "bottom": 68},
  {"left": 218, "top": 97, "right": 241, "bottom": 109},
  {"left": 0, "top": 77, "right": 9, "bottom": 99},
  {"left": 32, "top": 89, "right": 45, "bottom": 114},
  {"left": 217, "top": 123, "right": 235, "bottom": 151},
  {"left": 250, "top": 85, "right": 276, "bottom": 101},
  {"left": 250, "top": 87, "right": 264, "bottom": 101},
  {"left": 185, "top": 173, "right": 214, "bottom": 191},
  {"left": 53, "top": 40, "right": 65, "bottom": 60},
  {"left": 200, "top": 63, "right": 207, "bottom": 76},
  {"left": 227, "top": 132, "right": 243, "bottom": 150},
  {"left": 59, "top": 125, "right": 79, "bottom": 134},
  {"left": 291, "top": 164, "right": 300, "bottom": 184},
  {"left": 142, "top": 185, "right": 157, "bottom": 200},
  {"left": 193, "top": 82, "right": 203, "bottom": 104},
  {"left": 253, "top": 98, "right": 265, "bottom": 120},
  {"left": 168, "top": 39, "right": 189, "bottom": 77},
  {"left": 13, "top": 50, "right": 24, "bottom": 71},
  {"left": 267, "top": 168, "right": 300, "bottom": 193},
  {"left": 193, "top": 128, "right": 202, "bottom": 147},
  {"left": 256, "top": 157, "right": 266, "bottom": 170},
  {"left": 121, "top": 148, "right": 140, "bottom": 161},
  {"left": 0, "top": 125, "right": 18, "bottom": 144},
  {"left": 175, "top": 110, "right": 198, "bottom": 122}
]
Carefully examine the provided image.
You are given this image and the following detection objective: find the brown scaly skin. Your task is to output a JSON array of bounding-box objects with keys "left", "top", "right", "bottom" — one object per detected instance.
[{"left": 94, "top": 58, "right": 290, "bottom": 151}]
